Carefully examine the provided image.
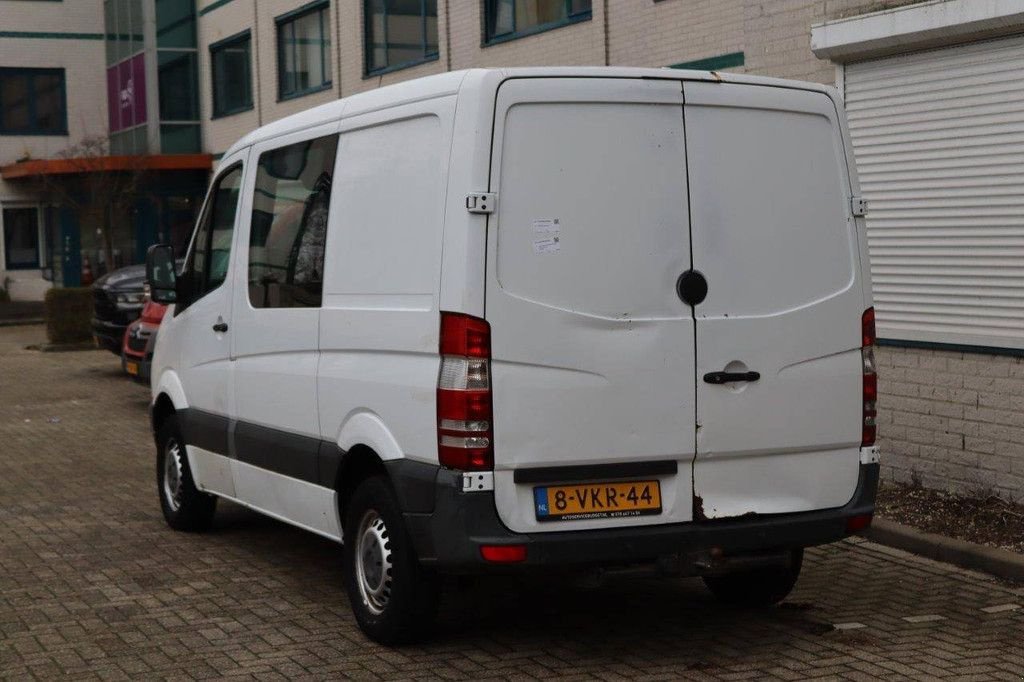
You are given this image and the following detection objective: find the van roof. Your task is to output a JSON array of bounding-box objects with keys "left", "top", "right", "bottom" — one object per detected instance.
[{"left": 219, "top": 67, "right": 836, "bottom": 164}]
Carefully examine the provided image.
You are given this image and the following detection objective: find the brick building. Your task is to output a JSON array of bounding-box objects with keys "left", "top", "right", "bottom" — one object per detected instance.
[{"left": 2, "top": 0, "right": 1023, "bottom": 501}]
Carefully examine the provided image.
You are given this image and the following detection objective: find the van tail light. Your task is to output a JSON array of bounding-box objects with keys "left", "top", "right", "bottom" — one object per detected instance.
[
  {"left": 480, "top": 544, "right": 527, "bottom": 563},
  {"left": 846, "top": 513, "right": 873, "bottom": 534},
  {"left": 861, "top": 307, "right": 877, "bottom": 447},
  {"left": 437, "top": 312, "right": 493, "bottom": 470}
]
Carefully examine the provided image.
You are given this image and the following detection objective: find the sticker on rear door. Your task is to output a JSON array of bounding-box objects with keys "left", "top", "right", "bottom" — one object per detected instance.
[
  {"left": 532, "top": 217, "right": 560, "bottom": 233},
  {"left": 532, "top": 236, "right": 561, "bottom": 254}
]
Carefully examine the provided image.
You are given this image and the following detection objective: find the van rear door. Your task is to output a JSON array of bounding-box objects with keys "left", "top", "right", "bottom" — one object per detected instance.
[
  {"left": 485, "top": 78, "right": 695, "bottom": 534},
  {"left": 684, "top": 82, "right": 866, "bottom": 519}
]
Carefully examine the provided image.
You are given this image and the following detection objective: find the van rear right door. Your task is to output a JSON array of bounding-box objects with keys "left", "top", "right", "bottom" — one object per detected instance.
[
  {"left": 485, "top": 77, "right": 696, "bottom": 534},
  {"left": 684, "top": 82, "right": 867, "bottom": 519}
]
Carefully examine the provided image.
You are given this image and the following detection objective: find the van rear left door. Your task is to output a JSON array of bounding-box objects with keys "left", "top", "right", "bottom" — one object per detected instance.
[{"left": 485, "top": 77, "right": 696, "bottom": 534}]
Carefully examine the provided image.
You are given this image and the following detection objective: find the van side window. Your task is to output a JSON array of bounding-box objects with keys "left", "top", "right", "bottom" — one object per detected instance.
[
  {"left": 248, "top": 134, "right": 338, "bottom": 309},
  {"left": 183, "top": 164, "right": 244, "bottom": 307}
]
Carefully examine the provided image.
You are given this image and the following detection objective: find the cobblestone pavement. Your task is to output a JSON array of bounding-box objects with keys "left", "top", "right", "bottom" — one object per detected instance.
[{"left": 2, "top": 325, "right": 1023, "bottom": 680}]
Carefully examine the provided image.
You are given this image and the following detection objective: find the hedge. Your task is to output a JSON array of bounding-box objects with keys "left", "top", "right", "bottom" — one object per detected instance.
[
  {"left": 0, "top": 288, "right": 9, "bottom": 302},
  {"left": 45, "top": 287, "right": 93, "bottom": 344}
]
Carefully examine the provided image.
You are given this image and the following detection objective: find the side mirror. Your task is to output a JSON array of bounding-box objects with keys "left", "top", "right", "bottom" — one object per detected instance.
[{"left": 146, "top": 244, "right": 177, "bottom": 304}]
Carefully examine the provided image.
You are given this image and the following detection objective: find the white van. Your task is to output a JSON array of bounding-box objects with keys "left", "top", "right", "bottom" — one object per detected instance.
[{"left": 146, "top": 67, "right": 879, "bottom": 645}]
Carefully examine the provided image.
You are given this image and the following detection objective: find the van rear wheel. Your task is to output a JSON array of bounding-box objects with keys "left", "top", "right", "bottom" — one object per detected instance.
[
  {"left": 156, "top": 415, "right": 216, "bottom": 532},
  {"left": 702, "top": 548, "right": 803, "bottom": 607},
  {"left": 343, "top": 476, "right": 439, "bottom": 645}
]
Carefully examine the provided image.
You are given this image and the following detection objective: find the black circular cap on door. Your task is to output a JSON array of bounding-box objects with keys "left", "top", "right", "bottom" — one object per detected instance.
[{"left": 677, "top": 270, "right": 708, "bottom": 306}]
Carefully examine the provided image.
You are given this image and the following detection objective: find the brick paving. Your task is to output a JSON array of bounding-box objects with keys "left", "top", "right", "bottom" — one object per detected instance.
[{"left": 1, "top": 324, "right": 1022, "bottom": 680}]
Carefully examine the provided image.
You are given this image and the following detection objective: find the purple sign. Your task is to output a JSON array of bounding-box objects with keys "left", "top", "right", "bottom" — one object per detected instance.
[{"left": 107, "top": 53, "right": 147, "bottom": 133}]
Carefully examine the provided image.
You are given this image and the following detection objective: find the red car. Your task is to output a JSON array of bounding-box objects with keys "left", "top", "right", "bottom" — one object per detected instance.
[{"left": 121, "top": 299, "right": 167, "bottom": 382}]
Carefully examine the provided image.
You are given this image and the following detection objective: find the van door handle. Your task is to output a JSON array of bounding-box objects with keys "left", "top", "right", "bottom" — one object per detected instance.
[
  {"left": 703, "top": 371, "right": 760, "bottom": 384},
  {"left": 212, "top": 321, "right": 228, "bottom": 333}
]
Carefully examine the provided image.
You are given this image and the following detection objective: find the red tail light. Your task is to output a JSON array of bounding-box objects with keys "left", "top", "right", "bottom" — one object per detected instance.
[
  {"left": 861, "top": 307, "right": 877, "bottom": 447},
  {"left": 437, "top": 312, "right": 493, "bottom": 470},
  {"left": 480, "top": 544, "right": 527, "bottom": 563}
]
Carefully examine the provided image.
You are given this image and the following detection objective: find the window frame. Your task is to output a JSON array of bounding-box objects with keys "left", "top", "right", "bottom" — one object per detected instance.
[
  {"left": 2, "top": 205, "right": 43, "bottom": 271},
  {"left": 178, "top": 161, "right": 244, "bottom": 313},
  {"left": 0, "top": 67, "right": 68, "bottom": 136},
  {"left": 362, "top": 0, "right": 440, "bottom": 78},
  {"left": 275, "top": 0, "right": 332, "bottom": 102},
  {"left": 482, "top": 0, "right": 591, "bottom": 46},
  {"left": 210, "top": 29, "right": 254, "bottom": 119}
]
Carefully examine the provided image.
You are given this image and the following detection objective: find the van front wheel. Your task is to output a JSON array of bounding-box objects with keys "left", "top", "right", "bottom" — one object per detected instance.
[
  {"left": 343, "top": 476, "right": 439, "bottom": 645},
  {"left": 156, "top": 415, "right": 216, "bottom": 531},
  {"left": 702, "top": 548, "right": 803, "bottom": 607}
]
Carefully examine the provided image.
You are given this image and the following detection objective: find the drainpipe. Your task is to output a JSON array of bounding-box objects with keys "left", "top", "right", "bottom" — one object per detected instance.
[
  {"left": 253, "top": 1, "right": 263, "bottom": 126},
  {"left": 603, "top": 0, "right": 610, "bottom": 66}
]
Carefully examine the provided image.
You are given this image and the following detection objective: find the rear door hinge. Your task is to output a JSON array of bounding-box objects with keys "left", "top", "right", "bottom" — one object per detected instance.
[
  {"left": 851, "top": 196, "right": 868, "bottom": 217},
  {"left": 466, "top": 192, "right": 496, "bottom": 214}
]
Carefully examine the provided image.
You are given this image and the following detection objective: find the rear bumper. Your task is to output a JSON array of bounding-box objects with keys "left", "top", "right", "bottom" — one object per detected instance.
[
  {"left": 121, "top": 352, "right": 152, "bottom": 382},
  {"left": 92, "top": 318, "right": 127, "bottom": 354},
  {"left": 401, "top": 463, "right": 879, "bottom": 572}
]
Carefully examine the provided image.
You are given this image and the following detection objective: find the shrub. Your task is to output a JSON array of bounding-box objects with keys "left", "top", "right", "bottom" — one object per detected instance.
[
  {"left": 44, "top": 287, "right": 93, "bottom": 344},
  {"left": 0, "top": 288, "right": 9, "bottom": 302}
]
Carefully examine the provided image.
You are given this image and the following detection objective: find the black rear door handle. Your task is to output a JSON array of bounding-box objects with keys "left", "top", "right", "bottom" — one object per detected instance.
[
  {"left": 212, "top": 321, "right": 228, "bottom": 333},
  {"left": 703, "top": 371, "right": 760, "bottom": 384}
]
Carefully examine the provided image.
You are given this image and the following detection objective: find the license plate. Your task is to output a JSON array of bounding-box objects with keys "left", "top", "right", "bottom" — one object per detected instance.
[
  {"left": 534, "top": 480, "right": 661, "bottom": 522},
  {"left": 125, "top": 361, "right": 139, "bottom": 376}
]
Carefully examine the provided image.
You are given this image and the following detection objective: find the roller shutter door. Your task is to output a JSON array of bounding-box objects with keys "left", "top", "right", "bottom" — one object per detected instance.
[{"left": 845, "top": 35, "right": 1024, "bottom": 349}]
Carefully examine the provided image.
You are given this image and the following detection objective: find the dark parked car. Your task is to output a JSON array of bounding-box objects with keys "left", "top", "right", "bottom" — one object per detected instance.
[
  {"left": 92, "top": 260, "right": 183, "bottom": 354},
  {"left": 91, "top": 264, "right": 147, "bottom": 354}
]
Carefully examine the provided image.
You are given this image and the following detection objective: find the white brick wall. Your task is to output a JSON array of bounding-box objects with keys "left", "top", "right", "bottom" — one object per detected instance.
[{"left": 876, "top": 346, "right": 1024, "bottom": 503}]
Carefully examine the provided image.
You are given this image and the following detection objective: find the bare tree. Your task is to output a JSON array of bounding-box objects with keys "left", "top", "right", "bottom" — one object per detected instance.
[{"left": 28, "top": 135, "right": 148, "bottom": 278}]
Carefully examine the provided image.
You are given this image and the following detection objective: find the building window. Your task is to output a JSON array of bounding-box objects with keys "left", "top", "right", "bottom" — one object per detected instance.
[
  {"left": 364, "top": 0, "right": 439, "bottom": 76},
  {"left": 0, "top": 68, "right": 67, "bottom": 136},
  {"left": 211, "top": 31, "right": 253, "bottom": 117},
  {"left": 277, "top": 2, "right": 332, "bottom": 101},
  {"left": 249, "top": 134, "right": 338, "bottom": 309},
  {"left": 485, "top": 0, "right": 591, "bottom": 44},
  {"left": 3, "top": 207, "right": 41, "bottom": 270}
]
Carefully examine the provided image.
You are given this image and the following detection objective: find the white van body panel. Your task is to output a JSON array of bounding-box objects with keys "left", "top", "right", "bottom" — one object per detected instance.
[
  {"left": 317, "top": 97, "right": 456, "bottom": 467},
  {"left": 229, "top": 460, "right": 342, "bottom": 541},
  {"left": 151, "top": 365, "right": 188, "bottom": 411},
  {"left": 186, "top": 446, "right": 235, "bottom": 498},
  {"left": 334, "top": 411, "right": 405, "bottom": 462}
]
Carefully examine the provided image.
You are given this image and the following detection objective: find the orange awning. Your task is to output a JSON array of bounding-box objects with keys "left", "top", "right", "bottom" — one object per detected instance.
[{"left": 0, "top": 154, "right": 213, "bottom": 180}]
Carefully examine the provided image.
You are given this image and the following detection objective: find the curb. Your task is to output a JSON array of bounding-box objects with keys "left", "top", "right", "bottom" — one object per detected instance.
[
  {"left": 31, "top": 342, "right": 98, "bottom": 353},
  {"left": 0, "top": 318, "right": 44, "bottom": 327},
  {"left": 863, "top": 517, "right": 1024, "bottom": 583}
]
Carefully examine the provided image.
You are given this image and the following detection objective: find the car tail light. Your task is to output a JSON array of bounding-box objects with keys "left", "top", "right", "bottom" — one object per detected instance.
[
  {"left": 862, "top": 307, "right": 877, "bottom": 447},
  {"left": 437, "top": 312, "right": 493, "bottom": 470},
  {"left": 480, "top": 544, "right": 527, "bottom": 563}
]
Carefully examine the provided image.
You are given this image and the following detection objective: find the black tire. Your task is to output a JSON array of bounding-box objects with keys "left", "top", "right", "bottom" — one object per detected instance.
[
  {"left": 343, "top": 476, "right": 439, "bottom": 645},
  {"left": 156, "top": 415, "right": 216, "bottom": 532},
  {"left": 702, "top": 548, "right": 804, "bottom": 607}
]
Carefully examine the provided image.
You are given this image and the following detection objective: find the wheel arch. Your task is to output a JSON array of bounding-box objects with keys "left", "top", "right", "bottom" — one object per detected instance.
[
  {"left": 150, "top": 369, "right": 188, "bottom": 440},
  {"left": 331, "top": 413, "right": 439, "bottom": 528}
]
